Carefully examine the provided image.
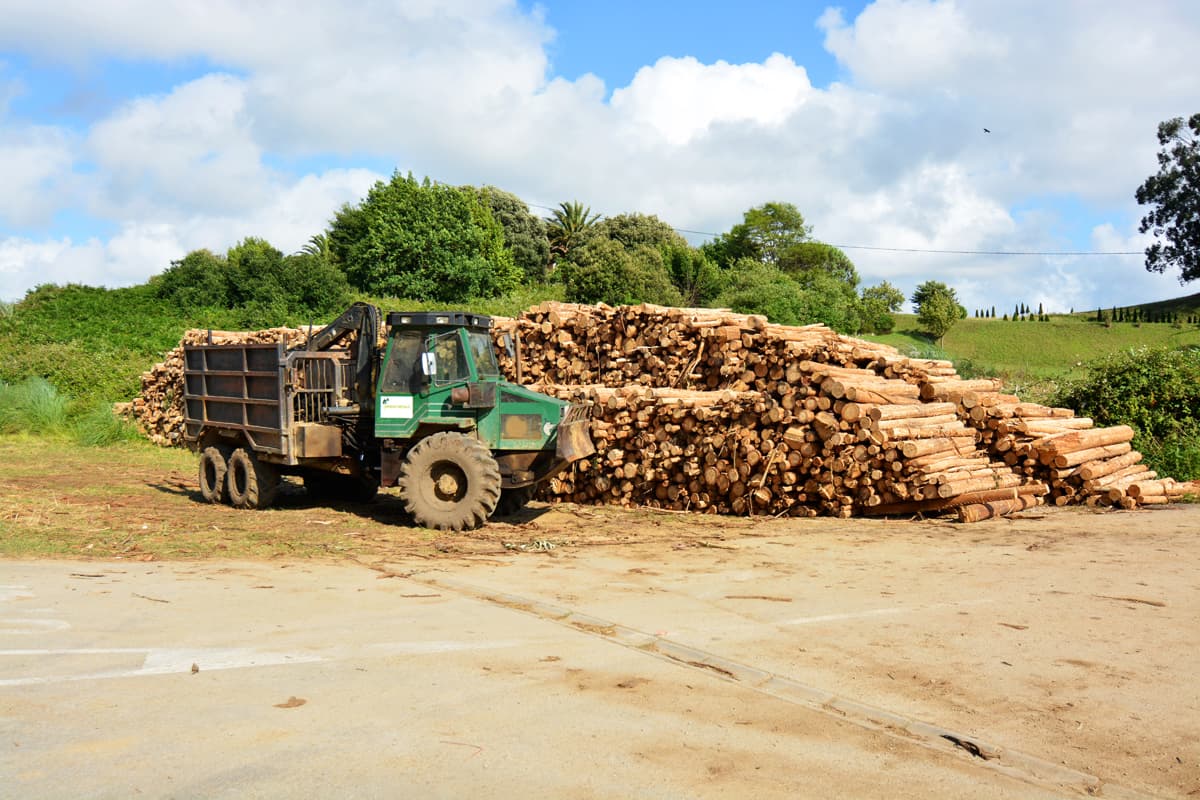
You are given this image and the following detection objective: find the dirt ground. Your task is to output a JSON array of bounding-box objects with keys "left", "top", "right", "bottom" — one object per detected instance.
[{"left": 2, "top": 439, "right": 1199, "bottom": 797}]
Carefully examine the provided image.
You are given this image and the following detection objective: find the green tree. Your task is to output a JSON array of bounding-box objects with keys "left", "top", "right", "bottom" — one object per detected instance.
[
  {"left": 705, "top": 202, "right": 812, "bottom": 268},
  {"left": 588, "top": 213, "right": 686, "bottom": 252},
  {"left": 778, "top": 242, "right": 858, "bottom": 286},
  {"left": 860, "top": 281, "right": 904, "bottom": 334},
  {"left": 911, "top": 280, "right": 965, "bottom": 344},
  {"left": 153, "top": 249, "right": 230, "bottom": 310},
  {"left": 327, "top": 202, "right": 370, "bottom": 273},
  {"left": 662, "top": 243, "right": 724, "bottom": 306},
  {"left": 474, "top": 187, "right": 550, "bottom": 283},
  {"left": 300, "top": 233, "right": 332, "bottom": 262},
  {"left": 330, "top": 172, "right": 520, "bottom": 301},
  {"left": 1136, "top": 113, "right": 1200, "bottom": 283},
  {"left": 911, "top": 281, "right": 967, "bottom": 319},
  {"left": 547, "top": 201, "right": 601, "bottom": 265},
  {"left": 281, "top": 253, "right": 352, "bottom": 318}
]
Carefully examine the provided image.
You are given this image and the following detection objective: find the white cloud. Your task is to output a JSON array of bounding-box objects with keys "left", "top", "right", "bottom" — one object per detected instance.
[
  {"left": 819, "top": 1, "right": 1005, "bottom": 92},
  {"left": 86, "top": 74, "right": 271, "bottom": 219},
  {"left": 0, "top": 124, "right": 75, "bottom": 227},
  {"left": 610, "top": 54, "right": 813, "bottom": 147}
]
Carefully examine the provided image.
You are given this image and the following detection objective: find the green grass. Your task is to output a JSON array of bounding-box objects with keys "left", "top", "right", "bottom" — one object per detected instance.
[{"left": 862, "top": 313, "right": 1200, "bottom": 399}]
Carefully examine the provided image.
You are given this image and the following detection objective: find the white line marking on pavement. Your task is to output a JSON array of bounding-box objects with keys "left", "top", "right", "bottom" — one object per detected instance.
[
  {"left": 0, "top": 640, "right": 528, "bottom": 686},
  {"left": 0, "top": 647, "right": 325, "bottom": 686},
  {"left": 0, "top": 586, "right": 35, "bottom": 602},
  {"left": 0, "top": 618, "right": 71, "bottom": 634},
  {"left": 367, "top": 640, "right": 525, "bottom": 655},
  {"left": 779, "top": 599, "right": 994, "bottom": 626}
]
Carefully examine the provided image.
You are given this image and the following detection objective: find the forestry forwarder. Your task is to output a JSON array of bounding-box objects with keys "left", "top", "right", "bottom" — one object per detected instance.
[{"left": 182, "top": 302, "right": 594, "bottom": 531}]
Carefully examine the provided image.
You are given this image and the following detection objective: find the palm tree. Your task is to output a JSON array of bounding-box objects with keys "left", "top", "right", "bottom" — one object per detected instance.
[
  {"left": 547, "top": 201, "right": 600, "bottom": 268},
  {"left": 298, "top": 233, "right": 331, "bottom": 263}
]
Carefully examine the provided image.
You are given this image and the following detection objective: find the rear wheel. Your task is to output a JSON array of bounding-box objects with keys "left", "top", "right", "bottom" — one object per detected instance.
[
  {"left": 398, "top": 432, "right": 501, "bottom": 531},
  {"left": 226, "top": 448, "right": 280, "bottom": 509},
  {"left": 198, "top": 446, "right": 229, "bottom": 504}
]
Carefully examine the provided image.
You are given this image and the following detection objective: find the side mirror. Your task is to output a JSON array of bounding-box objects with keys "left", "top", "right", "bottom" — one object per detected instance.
[
  {"left": 420, "top": 352, "right": 437, "bottom": 376},
  {"left": 501, "top": 333, "right": 515, "bottom": 359}
]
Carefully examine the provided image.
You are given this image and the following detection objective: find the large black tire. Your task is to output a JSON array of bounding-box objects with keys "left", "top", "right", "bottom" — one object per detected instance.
[
  {"left": 398, "top": 432, "right": 501, "bottom": 531},
  {"left": 303, "top": 472, "right": 379, "bottom": 504},
  {"left": 495, "top": 486, "right": 535, "bottom": 517},
  {"left": 198, "top": 446, "right": 228, "bottom": 504},
  {"left": 226, "top": 448, "right": 280, "bottom": 510}
]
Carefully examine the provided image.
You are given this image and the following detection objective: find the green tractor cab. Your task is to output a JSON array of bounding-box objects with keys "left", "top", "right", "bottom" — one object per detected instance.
[{"left": 183, "top": 304, "right": 594, "bottom": 531}]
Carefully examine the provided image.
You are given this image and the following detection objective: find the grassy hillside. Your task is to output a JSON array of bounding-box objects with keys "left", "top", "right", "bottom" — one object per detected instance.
[
  {"left": 862, "top": 313, "right": 1200, "bottom": 397},
  {"left": 0, "top": 283, "right": 566, "bottom": 408}
]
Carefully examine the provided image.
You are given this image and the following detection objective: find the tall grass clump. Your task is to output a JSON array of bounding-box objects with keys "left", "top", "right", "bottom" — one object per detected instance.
[
  {"left": 0, "top": 377, "right": 70, "bottom": 435},
  {"left": 0, "top": 377, "right": 142, "bottom": 446},
  {"left": 1053, "top": 345, "right": 1200, "bottom": 480},
  {"left": 70, "top": 402, "right": 143, "bottom": 447}
]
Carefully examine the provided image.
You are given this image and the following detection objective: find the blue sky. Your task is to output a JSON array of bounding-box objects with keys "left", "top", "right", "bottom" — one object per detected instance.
[
  {"left": 1, "top": 1, "right": 1197, "bottom": 312},
  {"left": 538, "top": 1, "right": 865, "bottom": 89}
]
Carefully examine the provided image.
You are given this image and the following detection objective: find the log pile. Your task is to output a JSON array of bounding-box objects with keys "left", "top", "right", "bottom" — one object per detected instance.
[{"left": 497, "top": 302, "right": 1189, "bottom": 518}]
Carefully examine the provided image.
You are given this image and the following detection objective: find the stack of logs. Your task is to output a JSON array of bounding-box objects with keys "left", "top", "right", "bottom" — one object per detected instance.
[
  {"left": 494, "top": 302, "right": 1190, "bottom": 518},
  {"left": 130, "top": 301, "right": 1191, "bottom": 520}
]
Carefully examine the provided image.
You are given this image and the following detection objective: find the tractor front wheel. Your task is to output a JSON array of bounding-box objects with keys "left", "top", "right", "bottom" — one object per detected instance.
[{"left": 398, "top": 432, "right": 501, "bottom": 531}]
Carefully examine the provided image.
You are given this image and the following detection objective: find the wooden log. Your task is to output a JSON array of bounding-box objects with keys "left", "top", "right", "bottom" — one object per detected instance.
[
  {"left": 956, "top": 494, "right": 1041, "bottom": 522},
  {"left": 861, "top": 483, "right": 1047, "bottom": 516},
  {"left": 898, "top": 437, "right": 978, "bottom": 458},
  {"left": 1077, "top": 450, "right": 1144, "bottom": 480},
  {"left": 1036, "top": 425, "right": 1135, "bottom": 455},
  {"left": 1050, "top": 442, "right": 1132, "bottom": 469}
]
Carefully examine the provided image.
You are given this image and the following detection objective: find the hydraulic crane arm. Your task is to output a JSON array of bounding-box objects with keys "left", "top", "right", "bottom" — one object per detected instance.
[{"left": 298, "top": 302, "right": 381, "bottom": 407}]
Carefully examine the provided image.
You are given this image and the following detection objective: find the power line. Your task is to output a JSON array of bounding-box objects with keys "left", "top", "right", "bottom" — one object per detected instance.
[
  {"left": 527, "top": 202, "right": 1142, "bottom": 257},
  {"left": 825, "top": 244, "right": 1142, "bottom": 257}
]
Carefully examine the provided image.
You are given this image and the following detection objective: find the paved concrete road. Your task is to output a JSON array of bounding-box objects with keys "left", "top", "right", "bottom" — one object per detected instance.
[{"left": 0, "top": 559, "right": 1069, "bottom": 799}]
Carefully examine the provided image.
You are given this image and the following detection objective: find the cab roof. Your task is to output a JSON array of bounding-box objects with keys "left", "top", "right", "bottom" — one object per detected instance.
[{"left": 386, "top": 311, "right": 493, "bottom": 330}]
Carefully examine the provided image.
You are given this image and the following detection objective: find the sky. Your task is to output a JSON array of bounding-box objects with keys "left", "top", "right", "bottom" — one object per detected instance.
[{"left": 1, "top": 0, "right": 1198, "bottom": 314}]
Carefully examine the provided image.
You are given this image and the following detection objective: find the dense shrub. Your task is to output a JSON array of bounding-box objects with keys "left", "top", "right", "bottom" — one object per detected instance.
[
  {"left": 1053, "top": 345, "right": 1200, "bottom": 479},
  {"left": 715, "top": 260, "right": 865, "bottom": 332},
  {"left": 715, "top": 262, "right": 810, "bottom": 326},
  {"left": 560, "top": 238, "right": 681, "bottom": 306}
]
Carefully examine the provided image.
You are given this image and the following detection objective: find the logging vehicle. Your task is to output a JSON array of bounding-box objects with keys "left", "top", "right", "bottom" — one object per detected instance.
[{"left": 182, "top": 303, "right": 594, "bottom": 531}]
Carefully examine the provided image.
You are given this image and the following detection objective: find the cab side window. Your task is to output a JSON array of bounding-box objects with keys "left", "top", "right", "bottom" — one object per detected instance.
[{"left": 430, "top": 332, "right": 470, "bottom": 384}]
